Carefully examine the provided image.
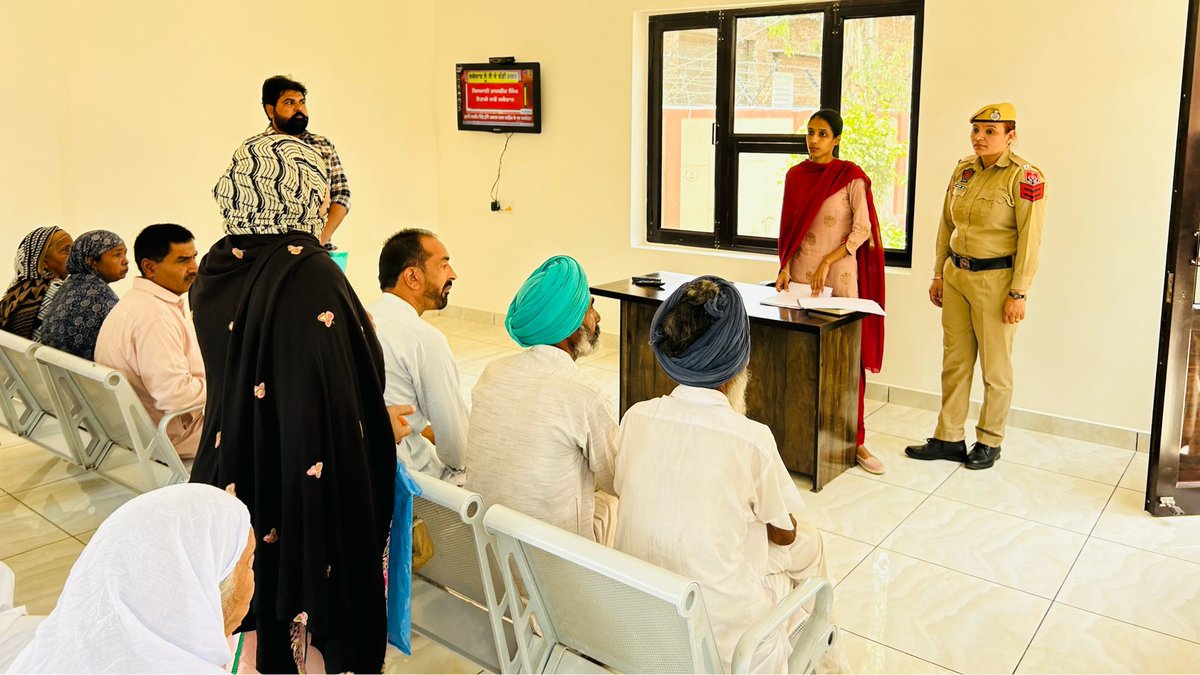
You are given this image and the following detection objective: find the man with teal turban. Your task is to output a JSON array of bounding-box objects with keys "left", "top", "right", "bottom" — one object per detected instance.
[
  {"left": 504, "top": 255, "right": 593, "bottom": 349},
  {"left": 466, "top": 255, "right": 621, "bottom": 545}
]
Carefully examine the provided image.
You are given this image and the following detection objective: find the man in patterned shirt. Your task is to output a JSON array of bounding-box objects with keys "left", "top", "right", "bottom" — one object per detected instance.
[{"left": 254, "top": 75, "right": 351, "bottom": 245}]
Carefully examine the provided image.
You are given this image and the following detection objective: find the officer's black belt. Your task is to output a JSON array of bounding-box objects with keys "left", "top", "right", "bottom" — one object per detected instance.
[{"left": 949, "top": 251, "right": 1013, "bottom": 272}]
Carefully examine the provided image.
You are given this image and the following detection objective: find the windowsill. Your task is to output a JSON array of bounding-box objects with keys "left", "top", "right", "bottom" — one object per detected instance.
[
  {"left": 632, "top": 239, "right": 915, "bottom": 273},
  {"left": 632, "top": 239, "right": 776, "bottom": 263}
]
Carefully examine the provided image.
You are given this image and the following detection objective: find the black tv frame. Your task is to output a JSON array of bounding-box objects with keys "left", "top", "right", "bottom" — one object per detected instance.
[{"left": 455, "top": 61, "right": 542, "bottom": 134}]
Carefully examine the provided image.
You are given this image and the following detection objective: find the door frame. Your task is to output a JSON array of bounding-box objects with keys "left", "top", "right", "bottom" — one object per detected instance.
[{"left": 1149, "top": 0, "right": 1200, "bottom": 516}]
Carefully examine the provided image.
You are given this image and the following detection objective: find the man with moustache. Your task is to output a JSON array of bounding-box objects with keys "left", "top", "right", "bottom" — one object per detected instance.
[
  {"left": 94, "top": 224, "right": 206, "bottom": 458},
  {"left": 368, "top": 229, "right": 468, "bottom": 484},
  {"left": 612, "top": 275, "right": 843, "bottom": 675},
  {"left": 252, "top": 75, "right": 351, "bottom": 245},
  {"left": 466, "top": 256, "right": 620, "bottom": 545}
]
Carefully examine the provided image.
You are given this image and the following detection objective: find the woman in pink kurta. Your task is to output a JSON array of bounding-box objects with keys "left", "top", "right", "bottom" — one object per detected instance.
[
  {"left": 776, "top": 109, "right": 888, "bottom": 475},
  {"left": 786, "top": 181, "right": 872, "bottom": 298}
]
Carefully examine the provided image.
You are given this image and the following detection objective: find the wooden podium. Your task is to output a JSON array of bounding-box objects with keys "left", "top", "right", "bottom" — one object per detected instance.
[{"left": 592, "top": 273, "right": 864, "bottom": 491}]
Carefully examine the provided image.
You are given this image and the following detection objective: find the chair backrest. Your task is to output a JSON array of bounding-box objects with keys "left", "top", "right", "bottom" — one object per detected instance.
[
  {"left": 34, "top": 347, "right": 187, "bottom": 492},
  {"left": 0, "top": 331, "right": 104, "bottom": 467},
  {"left": 483, "top": 505, "right": 723, "bottom": 674},
  {"left": 410, "top": 472, "right": 516, "bottom": 673},
  {"left": 0, "top": 330, "right": 56, "bottom": 435}
]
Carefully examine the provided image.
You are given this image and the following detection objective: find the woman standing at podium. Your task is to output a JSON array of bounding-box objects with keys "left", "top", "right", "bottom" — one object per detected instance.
[{"left": 774, "top": 109, "right": 887, "bottom": 475}]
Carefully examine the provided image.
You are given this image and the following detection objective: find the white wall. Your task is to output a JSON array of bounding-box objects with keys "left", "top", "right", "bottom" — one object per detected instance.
[
  {"left": 0, "top": 0, "right": 1187, "bottom": 433},
  {"left": 0, "top": 0, "right": 440, "bottom": 297},
  {"left": 0, "top": 2, "right": 64, "bottom": 237},
  {"left": 431, "top": 0, "right": 1188, "bottom": 433}
]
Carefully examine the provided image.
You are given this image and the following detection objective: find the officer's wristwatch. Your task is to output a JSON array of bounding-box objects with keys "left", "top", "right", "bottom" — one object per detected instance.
[{"left": 1007, "top": 291, "right": 1026, "bottom": 300}]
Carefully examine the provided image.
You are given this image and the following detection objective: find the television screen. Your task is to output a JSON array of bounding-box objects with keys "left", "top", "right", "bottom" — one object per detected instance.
[{"left": 456, "top": 62, "right": 541, "bottom": 133}]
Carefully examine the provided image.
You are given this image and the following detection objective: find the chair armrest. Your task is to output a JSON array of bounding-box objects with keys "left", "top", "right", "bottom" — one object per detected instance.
[
  {"left": 157, "top": 403, "right": 204, "bottom": 437},
  {"left": 730, "top": 577, "right": 834, "bottom": 674}
]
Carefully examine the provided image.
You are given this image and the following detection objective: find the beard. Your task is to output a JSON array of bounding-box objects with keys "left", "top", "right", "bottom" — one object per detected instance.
[
  {"left": 569, "top": 322, "right": 601, "bottom": 359},
  {"left": 424, "top": 279, "right": 451, "bottom": 310},
  {"left": 275, "top": 112, "right": 309, "bottom": 135},
  {"left": 723, "top": 368, "right": 750, "bottom": 416}
]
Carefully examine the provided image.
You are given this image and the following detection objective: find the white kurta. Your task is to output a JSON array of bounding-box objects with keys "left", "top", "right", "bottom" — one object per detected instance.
[
  {"left": 466, "top": 345, "right": 618, "bottom": 539},
  {"left": 367, "top": 294, "right": 469, "bottom": 479},
  {"left": 614, "top": 385, "right": 808, "bottom": 673}
]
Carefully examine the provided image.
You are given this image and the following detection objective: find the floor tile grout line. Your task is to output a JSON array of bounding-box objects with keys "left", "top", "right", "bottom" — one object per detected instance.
[
  {"left": 928, "top": 483, "right": 1107, "bottom": 538},
  {"left": 4, "top": 473, "right": 82, "bottom": 499},
  {"left": 0, "top": 531, "right": 76, "bottom": 561},
  {"left": 0, "top": 535, "right": 83, "bottom": 565},
  {"left": 914, "top": 489, "right": 1098, "bottom": 539},
  {"left": 872, "top": 536, "right": 1064, "bottom": 602},
  {"left": 6, "top": 472, "right": 118, "bottom": 541},
  {"left": 841, "top": 628, "right": 963, "bottom": 673},
  {"left": 1019, "top": 480, "right": 1200, "bottom": 666},
  {"left": 1086, "top": 529, "right": 1200, "bottom": 568},
  {"left": 1049, "top": 481, "right": 1121, "bottom": 604},
  {"left": 7, "top": 481, "right": 86, "bottom": 542},
  {"left": 1009, "top": 599, "right": 1056, "bottom": 674},
  {"left": 1049, "top": 598, "right": 1200, "bottom": 648}
]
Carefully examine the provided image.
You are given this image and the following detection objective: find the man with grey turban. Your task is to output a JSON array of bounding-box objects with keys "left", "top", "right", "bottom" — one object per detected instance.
[
  {"left": 466, "top": 255, "right": 620, "bottom": 545},
  {"left": 613, "top": 275, "right": 843, "bottom": 674},
  {"left": 189, "top": 134, "right": 414, "bottom": 673}
]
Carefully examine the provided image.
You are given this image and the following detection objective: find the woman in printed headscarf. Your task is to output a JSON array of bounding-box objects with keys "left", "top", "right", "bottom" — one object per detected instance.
[
  {"left": 10, "top": 483, "right": 256, "bottom": 674},
  {"left": 0, "top": 227, "right": 73, "bottom": 339},
  {"left": 190, "top": 133, "right": 411, "bottom": 673},
  {"left": 38, "top": 230, "right": 128, "bottom": 360}
]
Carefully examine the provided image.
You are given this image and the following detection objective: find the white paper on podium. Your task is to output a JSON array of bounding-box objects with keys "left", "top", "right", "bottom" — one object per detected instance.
[
  {"left": 760, "top": 283, "right": 833, "bottom": 308},
  {"left": 797, "top": 296, "right": 886, "bottom": 315}
]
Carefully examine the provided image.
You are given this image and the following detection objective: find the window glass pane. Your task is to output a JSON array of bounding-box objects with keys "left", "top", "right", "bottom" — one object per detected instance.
[
  {"left": 733, "top": 14, "right": 823, "bottom": 135},
  {"left": 736, "top": 152, "right": 805, "bottom": 239},
  {"left": 661, "top": 28, "right": 718, "bottom": 233},
  {"left": 839, "top": 15, "right": 915, "bottom": 251}
]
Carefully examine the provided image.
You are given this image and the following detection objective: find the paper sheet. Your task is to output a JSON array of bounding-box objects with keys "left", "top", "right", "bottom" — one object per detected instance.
[
  {"left": 760, "top": 283, "right": 833, "bottom": 308},
  {"left": 797, "top": 297, "right": 886, "bottom": 315}
]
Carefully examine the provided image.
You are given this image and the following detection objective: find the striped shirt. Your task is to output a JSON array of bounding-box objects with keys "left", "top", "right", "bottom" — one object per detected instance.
[{"left": 250, "top": 125, "right": 351, "bottom": 211}]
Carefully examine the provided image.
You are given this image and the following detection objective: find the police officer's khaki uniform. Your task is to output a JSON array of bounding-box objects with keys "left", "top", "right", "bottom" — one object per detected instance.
[{"left": 932, "top": 117, "right": 1046, "bottom": 448}]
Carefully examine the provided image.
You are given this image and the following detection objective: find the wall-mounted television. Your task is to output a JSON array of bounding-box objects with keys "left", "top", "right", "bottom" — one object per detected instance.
[{"left": 456, "top": 62, "right": 541, "bottom": 134}]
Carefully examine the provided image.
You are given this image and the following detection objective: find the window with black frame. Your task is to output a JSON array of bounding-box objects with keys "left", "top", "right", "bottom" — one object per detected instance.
[{"left": 647, "top": 1, "right": 923, "bottom": 267}]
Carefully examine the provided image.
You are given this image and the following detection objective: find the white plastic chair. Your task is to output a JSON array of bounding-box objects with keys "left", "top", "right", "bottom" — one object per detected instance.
[
  {"left": 732, "top": 577, "right": 837, "bottom": 674},
  {"left": 0, "top": 330, "right": 99, "bottom": 466},
  {"left": 409, "top": 472, "right": 517, "bottom": 674},
  {"left": 34, "top": 346, "right": 195, "bottom": 492},
  {"left": 483, "top": 505, "right": 836, "bottom": 674}
]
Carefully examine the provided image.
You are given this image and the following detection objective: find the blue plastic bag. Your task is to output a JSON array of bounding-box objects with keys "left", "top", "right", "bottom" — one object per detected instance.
[{"left": 386, "top": 463, "right": 421, "bottom": 654}]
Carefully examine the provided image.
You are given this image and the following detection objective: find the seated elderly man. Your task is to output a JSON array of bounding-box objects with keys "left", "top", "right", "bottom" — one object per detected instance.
[
  {"left": 367, "top": 229, "right": 468, "bottom": 484},
  {"left": 467, "top": 255, "right": 619, "bottom": 545},
  {"left": 613, "top": 275, "right": 844, "bottom": 674},
  {"left": 95, "top": 224, "right": 205, "bottom": 458}
]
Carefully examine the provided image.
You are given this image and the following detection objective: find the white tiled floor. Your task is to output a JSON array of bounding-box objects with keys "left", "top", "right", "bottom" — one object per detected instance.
[{"left": 3, "top": 313, "right": 1200, "bottom": 673}]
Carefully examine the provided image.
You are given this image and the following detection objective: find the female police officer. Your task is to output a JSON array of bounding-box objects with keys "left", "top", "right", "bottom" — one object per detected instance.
[{"left": 906, "top": 103, "right": 1046, "bottom": 470}]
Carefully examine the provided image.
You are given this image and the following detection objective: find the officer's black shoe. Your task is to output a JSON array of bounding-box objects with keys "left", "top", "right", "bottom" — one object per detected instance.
[
  {"left": 905, "top": 438, "right": 968, "bottom": 462},
  {"left": 964, "top": 442, "right": 1001, "bottom": 470}
]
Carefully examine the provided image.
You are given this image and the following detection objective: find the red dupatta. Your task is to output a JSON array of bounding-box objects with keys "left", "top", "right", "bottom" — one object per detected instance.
[{"left": 778, "top": 158, "right": 886, "bottom": 373}]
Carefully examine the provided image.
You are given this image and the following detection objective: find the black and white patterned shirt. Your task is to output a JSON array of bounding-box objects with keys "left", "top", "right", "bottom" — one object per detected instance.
[{"left": 250, "top": 125, "right": 351, "bottom": 212}]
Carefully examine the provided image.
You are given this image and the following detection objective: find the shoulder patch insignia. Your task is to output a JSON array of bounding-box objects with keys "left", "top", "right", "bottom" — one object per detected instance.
[
  {"left": 1020, "top": 180, "right": 1045, "bottom": 202},
  {"left": 1023, "top": 170, "right": 1041, "bottom": 185}
]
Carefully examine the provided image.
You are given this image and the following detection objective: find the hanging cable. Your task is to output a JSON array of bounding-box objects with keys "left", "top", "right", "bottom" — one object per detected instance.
[{"left": 490, "top": 132, "right": 514, "bottom": 209}]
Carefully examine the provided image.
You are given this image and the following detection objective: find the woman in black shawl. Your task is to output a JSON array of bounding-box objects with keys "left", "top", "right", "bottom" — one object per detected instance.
[
  {"left": 190, "top": 134, "right": 407, "bottom": 673},
  {"left": 0, "top": 226, "right": 73, "bottom": 339}
]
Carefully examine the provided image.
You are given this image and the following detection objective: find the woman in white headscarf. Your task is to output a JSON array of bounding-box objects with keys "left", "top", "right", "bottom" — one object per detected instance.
[{"left": 9, "top": 483, "right": 255, "bottom": 674}]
